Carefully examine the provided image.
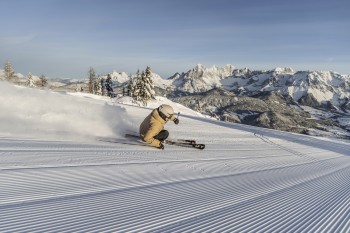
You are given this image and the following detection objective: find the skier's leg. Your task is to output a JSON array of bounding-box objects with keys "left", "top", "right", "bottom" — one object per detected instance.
[{"left": 154, "top": 130, "right": 169, "bottom": 142}]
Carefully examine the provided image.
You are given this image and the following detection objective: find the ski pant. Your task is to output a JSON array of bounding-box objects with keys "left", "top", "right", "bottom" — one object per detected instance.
[{"left": 154, "top": 130, "right": 169, "bottom": 142}]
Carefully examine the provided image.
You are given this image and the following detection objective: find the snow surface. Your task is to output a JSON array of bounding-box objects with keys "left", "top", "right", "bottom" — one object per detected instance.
[{"left": 1, "top": 81, "right": 350, "bottom": 232}]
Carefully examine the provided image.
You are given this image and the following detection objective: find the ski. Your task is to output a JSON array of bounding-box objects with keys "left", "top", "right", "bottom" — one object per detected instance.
[
  {"left": 125, "top": 134, "right": 205, "bottom": 150},
  {"left": 175, "top": 139, "right": 197, "bottom": 144},
  {"left": 164, "top": 139, "right": 205, "bottom": 150},
  {"left": 97, "top": 137, "right": 155, "bottom": 148}
]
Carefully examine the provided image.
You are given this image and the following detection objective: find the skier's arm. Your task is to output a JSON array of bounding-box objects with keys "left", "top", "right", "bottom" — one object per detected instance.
[{"left": 169, "top": 115, "right": 179, "bottom": 124}]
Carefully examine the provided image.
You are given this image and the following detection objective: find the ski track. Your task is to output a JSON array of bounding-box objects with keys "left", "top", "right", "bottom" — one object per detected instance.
[{"left": 1, "top": 109, "right": 350, "bottom": 232}]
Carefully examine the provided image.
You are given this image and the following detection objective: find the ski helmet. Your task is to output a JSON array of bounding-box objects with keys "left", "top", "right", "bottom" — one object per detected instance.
[{"left": 158, "top": 104, "right": 174, "bottom": 118}]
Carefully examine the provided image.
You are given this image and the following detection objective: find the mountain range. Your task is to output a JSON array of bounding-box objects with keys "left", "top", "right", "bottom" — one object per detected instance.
[{"left": 107, "top": 64, "right": 350, "bottom": 109}]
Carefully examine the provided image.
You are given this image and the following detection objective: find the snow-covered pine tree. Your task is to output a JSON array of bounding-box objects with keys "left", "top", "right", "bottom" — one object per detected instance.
[
  {"left": 127, "top": 76, "right": 136, "bottom": 97},
  {"left": 132, "top": 67, "right": 155, "bottom": 104},
  {"left": 94, "top": 77, "right": 102, "bottom": 95},
  {"left": 129, "top": 69, "right": 141, "bottom": 98},
  {"left": 88, "top": 67, "right": 96, "bottom": 94},
  {"left": 135, "top": 71, "right": 145, "bottom": 102},
  {"left": 142, "top": 66, "right": 155, "bottom": 100},
  {"left": 101, "top": 78, "right": 107, "bottom": 96},
  {"left": 4, "top": 61, "right": 15, "bottom": 81},
  {"left": 26, "top": 73, "right": 36, "bottom": 87},
  {"left": 106, "top": 74, "right": 114, "bottom": 97},
  {"left": 39, "top": 75, "right": 48, "bottom": 88},
  {"left": 126, "top": 79, "right": 133, "bottom": 96}
]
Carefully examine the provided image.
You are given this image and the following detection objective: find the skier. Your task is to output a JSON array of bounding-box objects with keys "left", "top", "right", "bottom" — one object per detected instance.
[{"left": 139, "top": 104, "right": 179, "bottom": 149}]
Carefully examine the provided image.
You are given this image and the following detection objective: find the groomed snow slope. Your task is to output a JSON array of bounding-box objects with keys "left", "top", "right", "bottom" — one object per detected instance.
[{"left": 1, "top": 93, "right": 350, "bottom": 232}]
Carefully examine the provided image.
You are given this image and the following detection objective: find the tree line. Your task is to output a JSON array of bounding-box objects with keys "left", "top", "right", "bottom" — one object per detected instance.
[
  {"left": 2, "top": 61, "right": 48, "bottom": 87},
  {"left": 87, "top": 66, "right": 155, "bottom": 103},
  {"left": 87, "top": 67, "right": 115, "bottom": 97},
  {"left": 1, "top": 60, "right": 156, "bottom": 104}
]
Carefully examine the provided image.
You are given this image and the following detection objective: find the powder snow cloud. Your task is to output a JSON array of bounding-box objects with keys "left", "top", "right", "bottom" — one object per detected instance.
[{"left": 0, "top": 81, "right": 134, "bottom": 140}]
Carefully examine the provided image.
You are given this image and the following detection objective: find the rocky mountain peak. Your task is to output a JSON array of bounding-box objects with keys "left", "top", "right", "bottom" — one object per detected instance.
[{"left": 167, "top": 65, "right": 350, "bottom": 110}]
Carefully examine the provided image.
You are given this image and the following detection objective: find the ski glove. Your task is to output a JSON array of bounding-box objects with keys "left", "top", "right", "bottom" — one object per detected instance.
[
  {"left": 158, "top": 142, "right": 165, "bottom": 150},
  {"left": 174, "top": 118, "right": 179, "bottom": 125}
]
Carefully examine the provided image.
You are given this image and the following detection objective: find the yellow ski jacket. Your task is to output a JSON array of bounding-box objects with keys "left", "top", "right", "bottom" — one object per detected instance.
[{"left": 139, "top": 108, "right": 176, "bottom": 148}]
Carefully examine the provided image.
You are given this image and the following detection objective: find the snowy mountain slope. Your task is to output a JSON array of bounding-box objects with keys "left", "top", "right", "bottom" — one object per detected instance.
[
  {"left": 168, "top": 64, "right": 234, "bottom": 93},
  {"left": 108, "top": 71, "right": 130, "bottom": 84},
  {"left": 165, "top": 65, "right": 350, "bottom": 139},
  {"left": 106, "top": 70, "right": 172, "bottom": 89},
  {"left": 0, "top": 83, "right": 350, "bottom": 232}
]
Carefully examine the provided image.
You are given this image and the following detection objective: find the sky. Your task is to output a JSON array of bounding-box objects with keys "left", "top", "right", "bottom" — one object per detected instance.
[{"left": 0, "top": 0, "right": 349, "bottom": 79}]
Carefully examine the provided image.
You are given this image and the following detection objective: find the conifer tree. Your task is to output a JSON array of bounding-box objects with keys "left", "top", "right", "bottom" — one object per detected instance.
[
  {"left": 106, "top": 74, "right": 114, "bottom": 97},
  {"left": 131, "top": 67, "right": 155, "bottom": 103},
  {"left": 127, "top": 75, "right": 138, "bottom": 97},
  {"left": 88, "top": 67, "right": 96, "bottom": 94},
  {"left": 142, "top": 66, "right": 155, "bottom": 100},
  {"left": 94, "top": 77, "right": 102, "bottom": 95},
  {"left": 39, "top": 75, "right": 48, "bottom": 88},
  {"left": 4, "top": 61, "right": 15, "bottom": 81},
  {"left": 101, "top": 78, "right": 107, "bottom": 96},
  {"left": 26, "top": 73, "right": 36, "bottom": 87},
  {"left": 134, "top": 71, "right": 145, "bottom": 102},
  {"left": 130, "top": 69, "right": 142, "bottom": 98}
]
